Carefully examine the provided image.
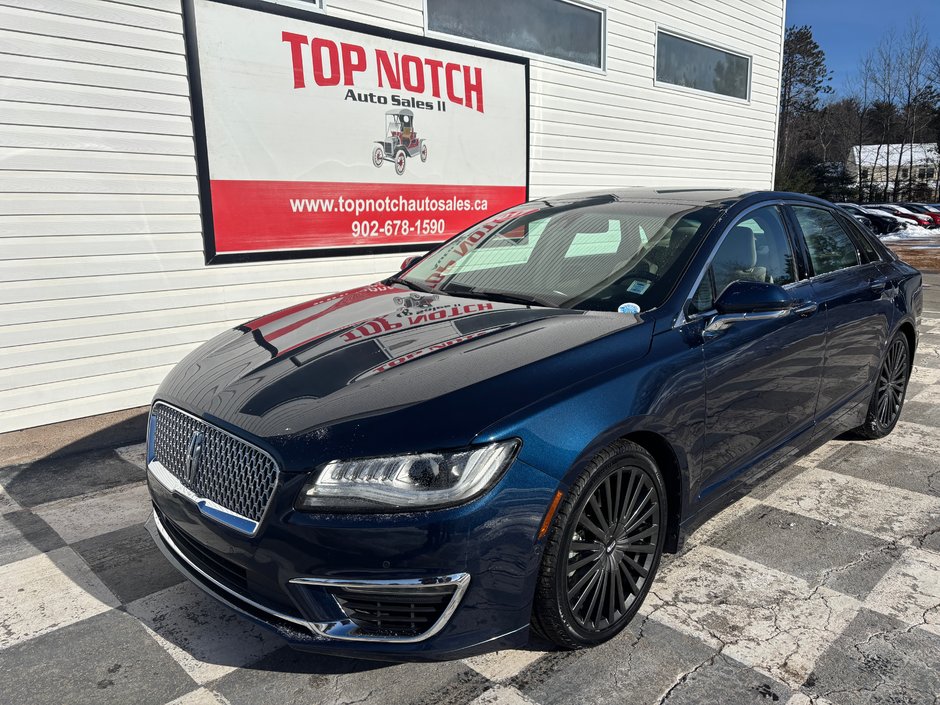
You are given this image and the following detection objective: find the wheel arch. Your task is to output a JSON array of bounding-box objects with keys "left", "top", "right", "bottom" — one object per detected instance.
[
  {"left": 897, "top": 319, "right": 916, "bottom": 366},
  {"left": 619, "top": 431, "right": 684, "bottom": 554},
  {"left": 554, "top": 422, "right": 689, "bottom": 555}
]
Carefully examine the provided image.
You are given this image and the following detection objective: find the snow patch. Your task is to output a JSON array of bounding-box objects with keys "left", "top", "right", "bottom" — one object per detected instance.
[{"left": 880, "top": 225, "right": 937, "bottom": 241}]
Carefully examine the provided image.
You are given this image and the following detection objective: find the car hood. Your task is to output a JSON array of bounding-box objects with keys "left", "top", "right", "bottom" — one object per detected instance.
[{"left": 155, "top": 282, "right": 653, "bottom": 471}]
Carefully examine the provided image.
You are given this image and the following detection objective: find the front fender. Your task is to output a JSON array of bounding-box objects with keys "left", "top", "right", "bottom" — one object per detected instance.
[{"left": 476, "top": 325, "right": 705, "bottom": 524}]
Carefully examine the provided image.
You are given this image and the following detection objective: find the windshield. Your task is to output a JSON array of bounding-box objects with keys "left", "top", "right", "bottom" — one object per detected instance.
[{"left": 400, "top": 199, "right": 721, "bottom": 312}]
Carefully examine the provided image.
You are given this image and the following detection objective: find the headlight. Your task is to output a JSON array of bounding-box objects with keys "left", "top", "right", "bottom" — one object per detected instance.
[{"left": 295, "top": 440, "right": 519, "bottom": 512}]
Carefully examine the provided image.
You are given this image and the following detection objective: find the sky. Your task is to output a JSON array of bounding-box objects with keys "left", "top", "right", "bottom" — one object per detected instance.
[{"left": 786, "top": 0, "right": 940, "bottom": 94}]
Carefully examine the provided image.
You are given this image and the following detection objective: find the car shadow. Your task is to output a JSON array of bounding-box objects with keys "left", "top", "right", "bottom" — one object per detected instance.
[{"left": 0, "top": 417, "right": 540, "bottom": 675}]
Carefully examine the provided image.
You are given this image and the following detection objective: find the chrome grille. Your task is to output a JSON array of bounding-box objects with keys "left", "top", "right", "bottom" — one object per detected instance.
[{"left": 151, "top": 402, "right": 279, "bottom": 524}]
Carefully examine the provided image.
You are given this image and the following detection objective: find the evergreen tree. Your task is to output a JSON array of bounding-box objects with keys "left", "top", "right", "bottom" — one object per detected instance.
[{"left": 776, "top": 25, "right": 832, "bottom": 189}]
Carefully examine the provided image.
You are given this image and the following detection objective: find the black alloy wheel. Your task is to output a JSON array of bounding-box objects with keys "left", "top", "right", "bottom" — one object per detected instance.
[
  {"left": 532, "top": 440, "right": 666, "bottom": 648},
  {"left": 852, "top": 331, "right": 911, "bottom": 439}
]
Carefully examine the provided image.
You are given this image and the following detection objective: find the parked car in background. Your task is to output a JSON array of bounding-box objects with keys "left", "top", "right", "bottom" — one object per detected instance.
[
  {"left": 898, "top": 203, "right": 940, "bottom": 227},
  {"left": 146, "top": 189, "right": 922, "bottom": 659},
  {"left": 873, "top": 204, "right": 935, "bottom": 228},
  {"left": 837, "top": 204, "right": 904, "bottom": 235}
]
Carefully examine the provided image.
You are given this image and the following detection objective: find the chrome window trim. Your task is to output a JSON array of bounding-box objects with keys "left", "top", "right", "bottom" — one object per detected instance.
[
  {"left": 674, "top": 200, "right": 795, "bottom": 329},
  {"left": 148, "top": 401, "right": 281, "bottom": 537},
  {"left": 676, "top": 199, "right": 882, "bottom": 331},
  {"left": 289, "top": 573, "right": 471, "bottom": 643}
]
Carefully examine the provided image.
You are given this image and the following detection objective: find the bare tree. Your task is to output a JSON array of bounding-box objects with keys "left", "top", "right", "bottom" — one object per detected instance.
[
  {"left": 931, "top": 47, "right": 940, "bottom": 199},
  {"left": 869, "top": 30, "right": 901, "bottom": 200},
  {"left": 847, "top": 53, "right": 875, "bottom": 201},
  {"left": 891, "top": 19, "right": 931, "bottom": 201}
]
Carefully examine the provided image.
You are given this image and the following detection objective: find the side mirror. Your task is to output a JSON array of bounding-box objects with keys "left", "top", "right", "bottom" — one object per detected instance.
[
  {"left": 714, "top": 280, "right": 792, "bottom": 315},
  {"left": 400, "top": 255, "right": 421, "bottom": 271},
  {"left": 705, "top": 281, "right": 794, "bottom": 337}
]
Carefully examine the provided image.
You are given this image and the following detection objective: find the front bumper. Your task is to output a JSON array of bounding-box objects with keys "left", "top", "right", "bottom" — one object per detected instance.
[{"left": 146, "top": 457, "right": 558, "bottom": 660}]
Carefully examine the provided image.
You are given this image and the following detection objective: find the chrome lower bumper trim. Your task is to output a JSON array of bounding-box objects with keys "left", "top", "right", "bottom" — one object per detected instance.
[
  {"left": 290, "top": 573, "right": 470, "bottom": 644},
  {"left": 152, "top": 510, "right": 469, "bottom": 644},
  {"left": 151, "top": 509, "right": 312, "bottom": 631},
  {"left": 148, "top": 460, "right": 260, "bottom": 536}
]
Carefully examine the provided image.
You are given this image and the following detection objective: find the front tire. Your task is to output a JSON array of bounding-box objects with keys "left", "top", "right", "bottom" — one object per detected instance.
[
  {"left": 532, "top": 440, "right": 666, "bottom": 649},
  {"left": 394, "top": 150, "right": 407, "bottom": 176},
  {"left": 851, "top": 331, "right": 911, "bottom": 439}
]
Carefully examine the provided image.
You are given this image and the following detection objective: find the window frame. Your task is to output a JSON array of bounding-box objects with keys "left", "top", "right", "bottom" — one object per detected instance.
[
  {"left": 682, "top": 203, "right": 804, "bottom": 320},
  {"left": 653, "top": 26, "right": 752, "bottom": 104},
  {"left": 833, "top": 211, "right": 885, "bottom": 265},
  {"left": 422, "top": 0, "right": 608, "bottom": 74},
  {"left": 257, "top": 0, "right": 324, "bottom": 12}
]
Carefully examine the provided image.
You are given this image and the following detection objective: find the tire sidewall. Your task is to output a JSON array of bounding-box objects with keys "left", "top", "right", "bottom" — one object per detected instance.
[
  {"left": 547, "top": 446, "right": 667, "bottom": 646},
  {"left": 865, "top": 331, "right": 911, "bottom": 437}
]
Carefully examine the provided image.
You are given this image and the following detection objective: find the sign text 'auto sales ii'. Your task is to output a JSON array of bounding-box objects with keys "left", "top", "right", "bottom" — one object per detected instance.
[{"left": 281, "top": 32, "right": 485, "bottom": 113}]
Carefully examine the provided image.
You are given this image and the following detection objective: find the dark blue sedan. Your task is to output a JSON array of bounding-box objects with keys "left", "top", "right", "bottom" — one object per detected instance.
[{"left": 146, "top": 188, "right": 922, "bottom": 659}]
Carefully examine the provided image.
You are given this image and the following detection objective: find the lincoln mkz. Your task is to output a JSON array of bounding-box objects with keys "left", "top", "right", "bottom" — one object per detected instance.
[{"left": 146, "top": 188, "right": 922, "bottom": 659}]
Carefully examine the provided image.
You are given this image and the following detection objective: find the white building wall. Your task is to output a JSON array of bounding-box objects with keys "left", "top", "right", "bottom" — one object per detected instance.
[{"left": 0, "top": 0, "right": 784, "bottom": 433}]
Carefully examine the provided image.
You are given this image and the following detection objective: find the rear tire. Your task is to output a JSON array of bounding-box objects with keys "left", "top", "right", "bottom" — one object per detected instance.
[
  {"left": 532, "top": 440, "right": 666, "bottom": 649},
  {"left": 850, "top": 331, "right": 910, "bottom": 439}
]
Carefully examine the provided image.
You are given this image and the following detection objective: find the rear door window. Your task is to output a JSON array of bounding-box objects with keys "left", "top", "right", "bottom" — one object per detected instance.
[
  {"left": 791, "top": 206, "right": 860, "bottom": 276},
  {"left": 835, "top": 213, "right": 883, "bottom": 264}
]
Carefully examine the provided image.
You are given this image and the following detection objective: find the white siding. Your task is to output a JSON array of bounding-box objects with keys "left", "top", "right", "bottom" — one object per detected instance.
[
  {"left": 0, "top": 0, "right": 784, "bottom": 433},
  {"left": 525, "top": 0, "right": 784, "bottom": 194}
]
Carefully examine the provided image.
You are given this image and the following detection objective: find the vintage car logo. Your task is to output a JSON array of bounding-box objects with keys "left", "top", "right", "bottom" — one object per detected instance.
[
  {"left": 394, "top": 293, "right": 437, "bottom": 312},
  {"left": 183, "top": 431, "right": 206, "bottom": 486}
]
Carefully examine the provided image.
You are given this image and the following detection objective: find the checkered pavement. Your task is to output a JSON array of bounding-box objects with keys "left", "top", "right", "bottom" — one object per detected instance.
[{"left": 2, "top": 316, "right": 940, "bottom": 705}]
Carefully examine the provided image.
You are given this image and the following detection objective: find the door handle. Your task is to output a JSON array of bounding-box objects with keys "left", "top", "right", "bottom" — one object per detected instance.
[
  {"left": 869, "top": 278, "right": 888, "bottom": 293},
  {"left": 792, "top": 301, "right": 818, "bottom": 317}
]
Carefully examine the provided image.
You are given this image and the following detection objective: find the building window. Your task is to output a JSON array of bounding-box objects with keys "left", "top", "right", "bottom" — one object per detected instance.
[
  {"left": 860, "top": 168, "right": 870, "bottom": 180},
  {"left": 917, "top": 167, "right": 927, "bottom": 180},
  {"left": 929, "top": 167, "right": 936, "bottom": 180},
  {"left": 900, "top": 167, "right": 909, "bottom": 180},
  {"left": 655, "top": 30, "right": 750, "bottom": 100},
  {"left": 426, "top": 0, "right": 605, "bottom": 69},
  {"left": 257, "top": 0, "right": 324, "bottom": 10}
]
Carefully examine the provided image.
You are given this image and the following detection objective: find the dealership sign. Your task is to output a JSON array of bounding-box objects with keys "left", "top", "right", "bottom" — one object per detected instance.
[{"left": 184, "top": 0, "right": 529, "bottom": 263}]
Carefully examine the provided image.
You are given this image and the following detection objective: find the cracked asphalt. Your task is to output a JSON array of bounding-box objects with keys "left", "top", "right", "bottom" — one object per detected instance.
[{"left": 1, "top": 277, "right": 938, "bottom": 705}]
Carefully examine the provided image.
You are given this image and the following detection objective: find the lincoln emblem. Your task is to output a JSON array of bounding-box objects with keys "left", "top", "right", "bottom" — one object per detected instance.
[{"left": 184, "top": 431, "right": 205, "bottom": 486}]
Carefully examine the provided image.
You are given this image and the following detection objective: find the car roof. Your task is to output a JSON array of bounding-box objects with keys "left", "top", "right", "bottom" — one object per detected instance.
[
  {"left": 529, "top": 188, "right": 832, "bottom": 210},
  {"left": 385, "top": 109, "right": 414, "bottom": 116}
]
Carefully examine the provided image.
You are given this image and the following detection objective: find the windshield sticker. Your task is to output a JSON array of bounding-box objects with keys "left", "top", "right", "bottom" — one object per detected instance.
[
  {"left": 617, "top": 302, "right": 642, "bottom": 315},
  {"left": 626, "top": 280, "right": 651, "bottom": 295}
]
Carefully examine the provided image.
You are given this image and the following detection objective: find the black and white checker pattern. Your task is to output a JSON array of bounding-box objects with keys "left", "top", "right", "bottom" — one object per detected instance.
[{"left": 2, "top": 317, "right": 939, "bottom": 705}]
